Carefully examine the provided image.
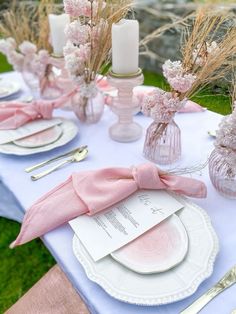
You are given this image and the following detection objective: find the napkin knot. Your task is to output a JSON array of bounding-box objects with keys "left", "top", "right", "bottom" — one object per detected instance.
[
  {"left": 34, "top": 101, "right": 54, "bottom": 119},
  {"left": 132, "top": 163, "right": 164, "bottom": 190}
]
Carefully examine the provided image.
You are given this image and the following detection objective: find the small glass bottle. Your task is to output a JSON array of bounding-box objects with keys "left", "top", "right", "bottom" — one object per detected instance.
[
  {"left": 143, "top": 119, "right": 181, "bottom": 165},
  {"left": 71, "top": 89, "right": 104, "bottom": 124},
  {"left": 209, "top": 149, "right": 236, "bottom": 199}
]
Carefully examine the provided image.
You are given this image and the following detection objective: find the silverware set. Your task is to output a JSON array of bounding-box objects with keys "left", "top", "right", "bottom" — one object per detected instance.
[
  {"left": 180, "top": 265, "right": 236, "bottom": 314},
  {"left": 25, "top": 145, "right": 88, "bottom": 181}
]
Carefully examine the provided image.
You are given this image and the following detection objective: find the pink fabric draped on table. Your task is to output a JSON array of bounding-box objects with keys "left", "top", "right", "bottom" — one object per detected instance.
[
  {"left": 11, "top": 163, "right": 207, "bottom": 248},
  {"left": 0, "top": 90, "right": 77, "bottom": 130}
]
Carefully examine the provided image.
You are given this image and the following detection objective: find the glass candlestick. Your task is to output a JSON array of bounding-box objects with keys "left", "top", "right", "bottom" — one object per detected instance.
[{"left": 107, "top": 69, "right": 143, "bottom": 142}]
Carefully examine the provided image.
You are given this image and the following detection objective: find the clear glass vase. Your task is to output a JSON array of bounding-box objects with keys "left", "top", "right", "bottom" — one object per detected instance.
[
  {"left": 143, "top": 119, "right": 181, "bottom": 165},
  {"left": 71, "top": 90, "right": 104, "bottom": 124},
  {"left": 209, "top": 149, "right": 236, "bottom": 199},
  {"left": 40, "top": 63, "right": 76, "bottom": 103},
  {"left": 21, "top": 70, "right": 41, "bottom": 99}
]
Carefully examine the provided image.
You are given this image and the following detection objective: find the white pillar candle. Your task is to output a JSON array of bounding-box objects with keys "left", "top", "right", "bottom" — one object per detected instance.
[
  {"left": 112, "top": 19, "right": 139, "bottom": 75},
  {"left": 48, "top": 14, "right": 70, "bottom": 56}
]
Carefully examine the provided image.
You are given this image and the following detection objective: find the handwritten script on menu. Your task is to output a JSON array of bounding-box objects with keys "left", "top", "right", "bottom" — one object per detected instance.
[{"left": 69, "top": 190, "right": 183, "bottom": 261}]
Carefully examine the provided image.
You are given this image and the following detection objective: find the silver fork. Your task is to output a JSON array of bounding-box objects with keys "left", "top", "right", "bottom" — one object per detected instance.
[{"left": 180, "top": 265, "right": 236, "bottom": 314}]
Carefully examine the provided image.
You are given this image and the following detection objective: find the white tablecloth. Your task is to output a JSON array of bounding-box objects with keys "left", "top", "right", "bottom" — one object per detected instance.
[{"left": 1, "top": 72, "right": 236, "bottom": 314}]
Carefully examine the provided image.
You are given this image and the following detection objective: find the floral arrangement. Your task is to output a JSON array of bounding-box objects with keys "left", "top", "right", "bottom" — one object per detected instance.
[
  {"left": 0, "top": 0, "right": 62, "bottom": 97},
  {"left": 142, "top": 7, "right": 236, "bottom": 156},
  {"left": 214, "top": 108, "right": 236, "bottom": 170},
  {"left": 0, "top": 38, "right": 50, "bottom": 79},
  {"left": 63, "top": 0, "right": 132, "bottom": 120},
  {"left": 213, "top": 75, "right": 236, "bottom": 171}
]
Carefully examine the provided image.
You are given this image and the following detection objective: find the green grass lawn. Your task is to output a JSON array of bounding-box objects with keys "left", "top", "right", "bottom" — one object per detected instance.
[{"left": 0, "top": 54, "right": 232, "bottom": 312}]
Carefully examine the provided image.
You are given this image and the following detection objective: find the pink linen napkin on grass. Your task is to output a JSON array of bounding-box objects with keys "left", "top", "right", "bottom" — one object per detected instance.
[{"left": 11, "top": 163, "right": 207, "bottom": 248}]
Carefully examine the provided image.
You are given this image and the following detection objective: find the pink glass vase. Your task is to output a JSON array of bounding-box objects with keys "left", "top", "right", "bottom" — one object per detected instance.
[
  {"left": 143, "top": 119, "right": 181, "bottom": 165},
  {"left": 40, "top": 61, "right": 76, "bottom": 102},
  {"left": 71, "top": 90, "right": 104, "bottom": 124},
  {"left": 209, "top": 149, "right": 236, "bottom": 199}
]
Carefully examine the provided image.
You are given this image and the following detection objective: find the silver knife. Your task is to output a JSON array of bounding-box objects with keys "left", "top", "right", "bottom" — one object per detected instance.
[{"left": 180, "top": 265, "right": 236, "bottom": 314}]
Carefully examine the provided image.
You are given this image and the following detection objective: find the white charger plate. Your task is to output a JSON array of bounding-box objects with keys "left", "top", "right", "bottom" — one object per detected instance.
[
  {"left": 0, "top": 119, "right": 78, "bottom": 155},
  {"left": 72, "top": 193, "right": 219, "bottom": 306},
  {"left": 0, "top": 80, "right": 21, "bottom": 99},
  {"left": 111, "top": 214, "right": 189, "bottom": 274}
]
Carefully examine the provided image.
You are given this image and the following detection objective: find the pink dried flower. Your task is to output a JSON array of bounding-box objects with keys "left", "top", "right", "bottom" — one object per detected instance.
[
  {"left": 163, "top": 60, "right": 183, "bottom": 79},
  {"left": 38, "top": 50, "right": 50, "bottom": 65},
  {"left": 65, "top": 51, "right": 85, "bottom": 77},
  {"left": 168, "top": 74, "right": 196, "bottom": 93},
  {"left": 163, "top": 60, "right": 196, "bottom": 93},
  {"left": 141, "top": 90, "right": 160, "bottom": 116},
  {"left": 78, "top": 43, "right": 90, "bottom": 60},
  {"left": 63, "top": 41, "right": 78, "bottom": 55},
  {"left": 64, "top": 0, "right": 91, "bottom": 17},
  {"left": 19, "top": 41, "right": 37, "bottom": 55},
  {"left": 193, "top": 41, "right": 219, "bottom": 66},
  {"left": 0, "top": 37, "right": 17, "bottom": 55},
  {"left": 65, "top": 20, "right": 89, "bottom": 45},
  {"left": 7, "top": 51, "right": 24, "bottom": 72},
  {"left": 142, "top": 89, "right": 186, "bottom": 123}
]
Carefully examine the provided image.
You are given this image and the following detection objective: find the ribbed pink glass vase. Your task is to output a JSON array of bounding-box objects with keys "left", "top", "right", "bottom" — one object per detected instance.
[
  {"left": 209, "top": 149, "right": 236, "bottom": 199},
  {"left": 143, "top": 119, "right": 181, "bottom": 165}
]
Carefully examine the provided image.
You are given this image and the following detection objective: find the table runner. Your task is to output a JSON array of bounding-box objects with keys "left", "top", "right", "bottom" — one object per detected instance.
[{"left": 0, "top": 72, "right": 236, "bottom": 314}]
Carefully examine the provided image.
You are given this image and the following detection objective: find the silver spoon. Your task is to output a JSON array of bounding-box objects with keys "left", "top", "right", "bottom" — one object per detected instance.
[{"left": 31, "top": 148, "right": 88, "bottom": 181}]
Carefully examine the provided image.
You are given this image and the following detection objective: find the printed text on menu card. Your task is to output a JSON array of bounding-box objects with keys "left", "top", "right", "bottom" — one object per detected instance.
[{"left": 69, "top": 190, "right": 184, "bottom": 261}]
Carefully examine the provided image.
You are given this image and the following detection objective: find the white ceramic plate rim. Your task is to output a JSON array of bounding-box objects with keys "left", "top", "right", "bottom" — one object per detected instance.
[
  {"left": 110, "top": 214, "right": 189, "bottom": 274},
  {"left": 0, "top": 119, "right": 78, "bottom": 155},
  {"left": 0, "top": 80, "right": 21, "bottom": 99},
  {"left": 72, "top": 193, "right": 219, "bottom": 306}
]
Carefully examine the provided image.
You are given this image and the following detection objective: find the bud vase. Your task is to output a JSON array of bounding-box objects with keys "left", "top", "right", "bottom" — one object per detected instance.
[
  {"left": 71, "top": 90, "right": 104, "bottom": 124},
  {"left": 143, "top": 119, "right": 181, "bottom": 165},
  {"left": 209, "top": 149, "right": 236, "bottom": 199},
  {"left": 40, "top": 62, "right": 76, "bottom": 103}
]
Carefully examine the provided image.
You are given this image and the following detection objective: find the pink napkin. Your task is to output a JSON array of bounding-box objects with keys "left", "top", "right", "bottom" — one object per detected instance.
[
  {"left": 11, "top": 163, "right": 207, "bottom": 248},
  {"left": 0, "top": 91, "right": 77, "bottom": 130},
  {"left": 0, "top": 77, "right": 111, "bottom": 130}
]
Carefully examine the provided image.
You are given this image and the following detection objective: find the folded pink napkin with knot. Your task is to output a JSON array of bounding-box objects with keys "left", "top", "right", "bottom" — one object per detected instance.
[
  {"left": 0, "top": 91, "right": 76, "bottom": 130},
  {"left": 11, "top": 163, "right": 207, "bottom": 248}
]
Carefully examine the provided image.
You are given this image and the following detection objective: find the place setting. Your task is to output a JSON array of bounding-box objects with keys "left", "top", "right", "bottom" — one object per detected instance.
[
  {"left": 0, "top": 117, "right": 78, "bottom": 155},
  {"left": 0, "top": 0, "right": 236, "bottom": 313}
]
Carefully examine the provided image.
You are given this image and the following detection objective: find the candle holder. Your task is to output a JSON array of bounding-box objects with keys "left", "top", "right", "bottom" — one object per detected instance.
[{"left": 108, "top": 69, "right": 144, "bottom": 142}]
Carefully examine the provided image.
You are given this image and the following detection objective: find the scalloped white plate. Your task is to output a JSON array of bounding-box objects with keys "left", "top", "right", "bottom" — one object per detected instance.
[
  {"left": 73, "top": 193, "right": 219, "bottom": 306},
  {"left": 0, "top": 119, "right": 78, "bottom": 155},
  {"left": 0, "top": 80, "right": 21, "bottom": 99}
]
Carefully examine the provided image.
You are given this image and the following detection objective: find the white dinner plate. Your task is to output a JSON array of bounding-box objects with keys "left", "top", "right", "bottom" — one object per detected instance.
[
  {"left": 0, "top": 80, "right": 21, "bottom": 99},
  {"left": 111, "top": 214, "right": 189, "bottom": 274},
  {"left": 0, "top": 119, "right": 78, "bottom": 155},
  {"left": 13, "top": 125, "right": 63, "bottom": 148},
  {"left": 73, "top": 193, "right": 219, "bottom": 306}
]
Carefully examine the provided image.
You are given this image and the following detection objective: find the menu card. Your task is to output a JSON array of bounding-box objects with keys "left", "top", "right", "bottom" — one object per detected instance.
[{"left": 69, "top": 190, "right": 184, "bottom": 261}]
